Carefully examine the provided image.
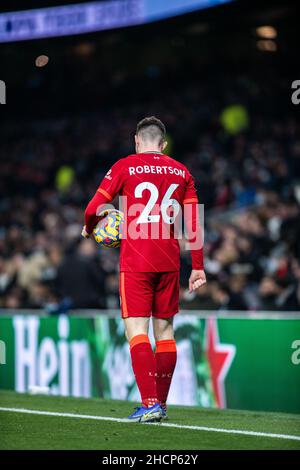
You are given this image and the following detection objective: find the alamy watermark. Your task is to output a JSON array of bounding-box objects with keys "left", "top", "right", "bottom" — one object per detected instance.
[
  {"left": 291, "top": 339, "right": 300, "bottom": 365},
  {"left": 291, "top": 80, "right": 300, "bottom": 105},
  {"left": 0, "top": 340, "right": 6, "bottom": 365},
  {"left": 0, "top": 80, "right": 6, "bottom": 104},
  {"left": 95, "top": 196, "right": 204, "bottom": 251}
]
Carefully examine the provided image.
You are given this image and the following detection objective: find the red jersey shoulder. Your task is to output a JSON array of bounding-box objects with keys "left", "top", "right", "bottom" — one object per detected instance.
[
  {"left": 162, "top": 155, "right": 192, "bottom": 181},
  {"left": 97, "top": 157, "right": 129, "bottom": 199},
  {"left": 106, "top": 157, "right": 128, "bottom": 173}
]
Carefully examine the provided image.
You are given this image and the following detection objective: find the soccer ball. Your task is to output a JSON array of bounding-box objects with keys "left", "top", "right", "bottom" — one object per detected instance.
[{"left": 93, "top": 209, "right": 124, "bottom": 248}]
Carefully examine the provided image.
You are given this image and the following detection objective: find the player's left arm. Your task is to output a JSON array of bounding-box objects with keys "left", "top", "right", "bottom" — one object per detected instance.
[
  {"left": 183, "top": 171, "right": 206, "bottom": 292},
  {"left": 82, "top": 159, "right": 125, "bottom": 237}
]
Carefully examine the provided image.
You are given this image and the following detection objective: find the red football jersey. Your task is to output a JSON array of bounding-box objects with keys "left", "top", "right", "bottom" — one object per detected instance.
[{"left": 85, "top": 152, "right": 203, "bottom": 272}]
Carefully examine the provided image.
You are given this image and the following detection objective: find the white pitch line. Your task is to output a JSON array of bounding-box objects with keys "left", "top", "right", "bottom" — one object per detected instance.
[{"left": 0, "top": 407, "right": 300, "bottom": 443}]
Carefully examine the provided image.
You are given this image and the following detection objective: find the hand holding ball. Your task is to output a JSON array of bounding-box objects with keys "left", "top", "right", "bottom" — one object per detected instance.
[{"left": 93, "top": 210, "right": 124, "bottom": 248}]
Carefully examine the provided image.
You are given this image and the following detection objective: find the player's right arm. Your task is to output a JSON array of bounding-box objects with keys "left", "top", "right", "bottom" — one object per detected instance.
[
  {"left": 83, "top": 159, "right": 125, "bottom": 237},
  {"left": 183, "top": 171, "right": 206, "bottom": 292}
]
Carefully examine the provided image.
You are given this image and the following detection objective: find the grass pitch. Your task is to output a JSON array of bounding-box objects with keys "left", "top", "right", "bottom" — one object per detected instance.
[{"left": 0, "top": 390, "right": 300, "bottom": 450}]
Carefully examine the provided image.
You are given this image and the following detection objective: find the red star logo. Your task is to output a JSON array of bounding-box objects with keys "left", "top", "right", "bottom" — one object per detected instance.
[{"left": 206, "top": 318, "right": 236, "bottom": 408}]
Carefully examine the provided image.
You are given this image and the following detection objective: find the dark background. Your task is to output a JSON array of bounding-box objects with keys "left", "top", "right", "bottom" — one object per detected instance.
[{"left": 0, "top": 0, "right": 300, "bottom": 313}]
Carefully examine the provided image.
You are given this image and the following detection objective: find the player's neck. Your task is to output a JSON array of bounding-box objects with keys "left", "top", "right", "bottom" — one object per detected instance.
[{"left": 137, "top": 148, "right": 163, "bottom": 154}]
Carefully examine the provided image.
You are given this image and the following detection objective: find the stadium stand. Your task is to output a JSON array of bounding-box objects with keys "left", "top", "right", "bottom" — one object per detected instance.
[{"left": 1, "top": 74, "right": 299, "bottom": 311}]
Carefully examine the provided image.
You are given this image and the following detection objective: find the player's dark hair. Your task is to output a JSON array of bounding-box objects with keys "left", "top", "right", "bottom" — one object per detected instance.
[{"left": 136, "top": 116, "right": 166, "bottom": 144}]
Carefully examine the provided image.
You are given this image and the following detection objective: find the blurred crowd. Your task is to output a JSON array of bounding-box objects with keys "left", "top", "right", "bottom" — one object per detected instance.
[{"left": 1, "top": 77, "right": 300, "bottom": 313}]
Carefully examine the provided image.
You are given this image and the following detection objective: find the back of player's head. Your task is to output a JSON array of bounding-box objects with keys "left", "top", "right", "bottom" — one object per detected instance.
[{"left": 136, "top": 116, "right": 166, "bottom": 145}]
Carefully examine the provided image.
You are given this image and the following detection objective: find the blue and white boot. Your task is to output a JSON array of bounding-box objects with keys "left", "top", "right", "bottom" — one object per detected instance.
[
  {"left": 160, "top": 406, "right": 168, "bottom": 420},
  {"left": 128, "top": 403, "right": 164, "bottom": 423}
]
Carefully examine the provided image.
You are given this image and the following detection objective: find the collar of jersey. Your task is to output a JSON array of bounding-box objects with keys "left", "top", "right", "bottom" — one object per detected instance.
[{"left": 141, "top": 151, "right": 164, "bottom": 155}]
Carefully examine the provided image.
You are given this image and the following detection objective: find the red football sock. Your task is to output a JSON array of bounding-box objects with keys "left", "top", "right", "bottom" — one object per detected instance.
[
  {"left": 130, "top": 334, "right": 158, "bottom": 408},
  {"left": 155, "top": 339, "right": 177, "bottom": 409}
]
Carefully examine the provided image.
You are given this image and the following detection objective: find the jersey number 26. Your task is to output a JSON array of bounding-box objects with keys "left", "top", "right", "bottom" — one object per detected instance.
[{"left": 134, "top": 182, "right": 180, "bottom": 225}]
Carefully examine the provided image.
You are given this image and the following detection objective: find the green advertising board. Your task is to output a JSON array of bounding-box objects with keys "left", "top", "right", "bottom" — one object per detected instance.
[{"left": 0, "top": 314, "right": 299, "bottom": 413}]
